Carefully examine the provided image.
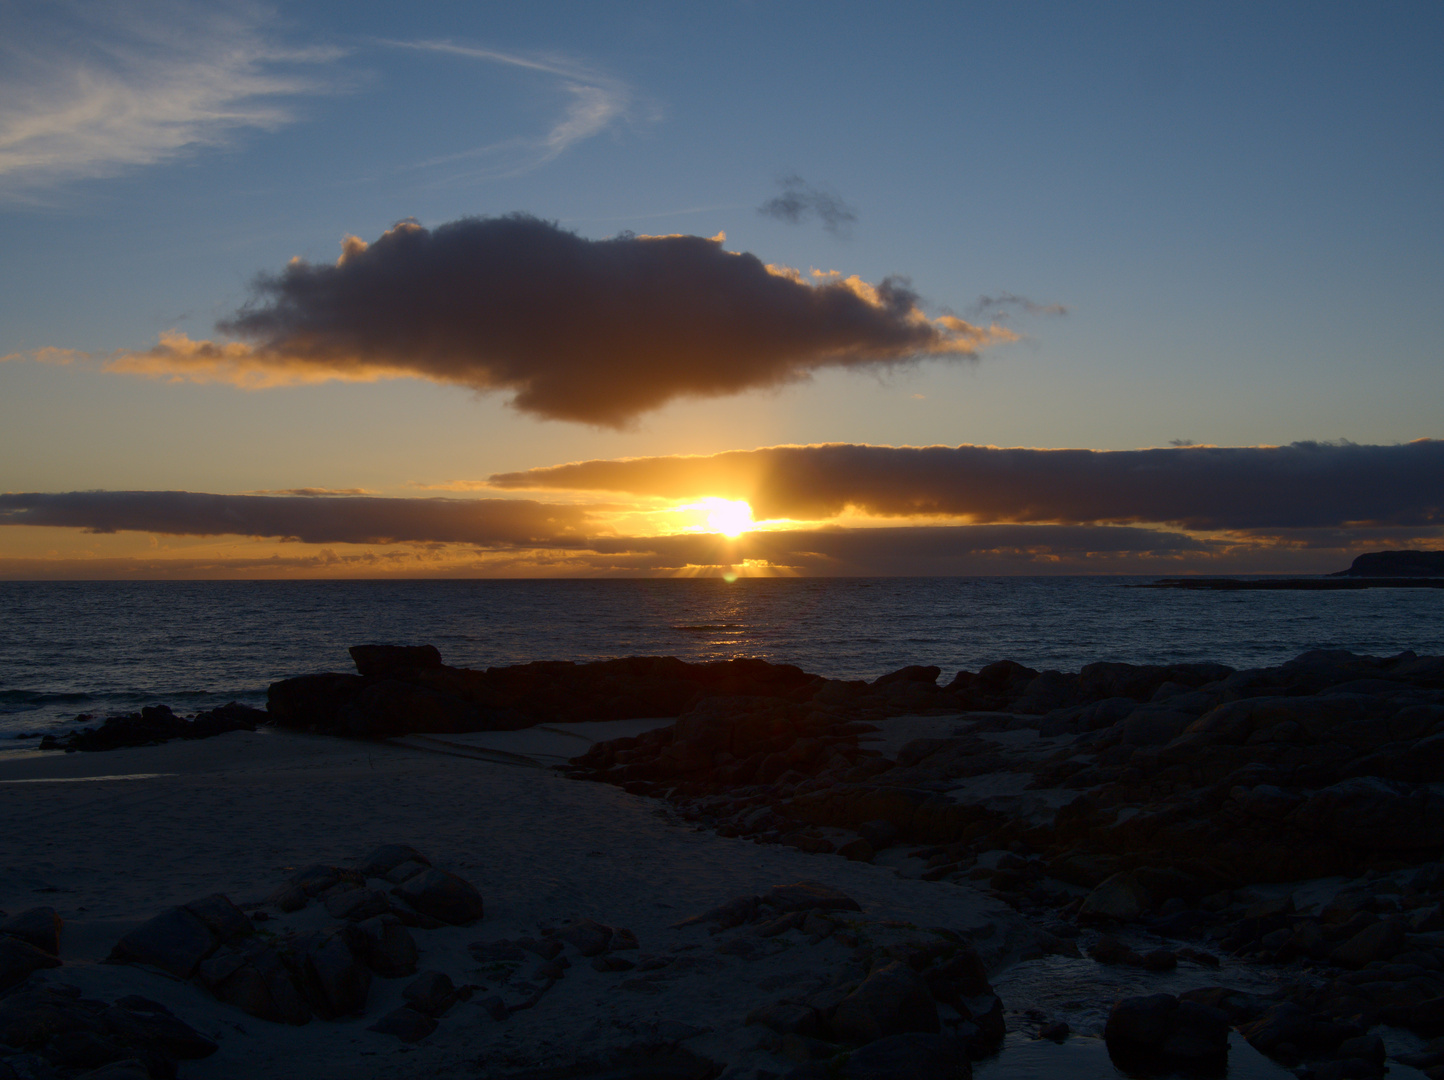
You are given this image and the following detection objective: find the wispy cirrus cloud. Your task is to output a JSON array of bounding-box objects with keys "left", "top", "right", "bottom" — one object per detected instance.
[
  {"left": 85, "top": 215, "right": 1014, "bottom": 426},
  {"left": 385, "top": 40, "right": 645, "bottom": 178},
  {"left": 486, "top": 439, "right": 1444, "bottom": 531},
  {"left": 969, "top": 291, "right": 1069, "bottom": 318},
  {"left": 0, "top": 1, "right": 341, "bottom": 199}
]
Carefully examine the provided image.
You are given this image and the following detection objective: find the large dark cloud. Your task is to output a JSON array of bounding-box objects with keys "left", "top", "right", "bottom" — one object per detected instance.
[
  {"left": 0, "top": 491, "right": 590, "bottom": 546},
  {"left": 106, "top": 215, "right": 1006, "bottom": 426},
  {"left": 487, "top": 439, "right": 1444, "bottom": 531}
]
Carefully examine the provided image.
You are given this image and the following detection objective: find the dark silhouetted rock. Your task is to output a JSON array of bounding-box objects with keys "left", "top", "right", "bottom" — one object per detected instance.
[
  {"left": 401, "top": 971, "right": 457, "bottom": 1017},
  {"left": 1105, "top": 994, "right": 1228, "bottom": 1065},
  {"left": 554, "top": 919, "right": 613, "bottom": 957},
  {"left": 352, "top": 915, "right": 418, "bottom": 978},
  {"left": 197, "top": 943, "right": 312, "bottom": 1025},
  {"left": 367, "top": 1006, "right": 436, "bottom": 1042},
  {"left": 872, "top": 666, "right": 941, "bottom": 687},
  {"left": 1080, "top": 872, "right": 1152, "bottom": 921},
  {"left": 324, "top": 888, "right": 390, "bottom": 922},
  {"left": 1330, "top": 918, "right": 1405, "bottom": 968},
  {"left": 0, "top": 909, "right": 61, "bottom": 957},
  {"left": 296, "top": 930, "right": 371, "bottom": 1019},
  {"left": 393, "top": 869, "right": 483, "bottom": 925},
  {"left": 357, "top": 844, "right": 431, "bottom": 879},
  {"left": 831, "top": 961, "right": 940, "bottom": 1044},
  {"left": 747, "top": 1001, "right": 822, "bottom": 1038},
  {"left": 107, "top": 906, "right": 218, "bottom": 980},
  {"left": 181, "top": 894, "right": 251, "bottom": 943},
  {"left": 1335, "top": 550, "right": 1444, "bottom": 577},
  {"left": 767, "top": 882, "right": 862, "bottom": 913},
  {"left": 0, "top": 937, "right": 62, "bottom": 992},
  {"left": 348, "top": 644, "right": 443, "bottom": 678},
  {"left": 843, "top": 1032, "right": 969, "bottom": 1080}
]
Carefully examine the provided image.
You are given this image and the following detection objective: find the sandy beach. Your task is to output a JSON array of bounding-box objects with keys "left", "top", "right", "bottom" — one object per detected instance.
[{"left": 0, "top": 725, "right": 1038, "bottom": 1079}]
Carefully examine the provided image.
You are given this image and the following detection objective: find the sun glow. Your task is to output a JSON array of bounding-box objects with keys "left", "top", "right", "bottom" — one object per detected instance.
[{"left": 701, "top": 498, "right": 753, "bottom": 537}]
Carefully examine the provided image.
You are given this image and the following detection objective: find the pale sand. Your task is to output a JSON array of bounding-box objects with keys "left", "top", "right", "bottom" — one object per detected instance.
[{"left": 0, "top": 727, "right": 1035, "bottom": 1079}]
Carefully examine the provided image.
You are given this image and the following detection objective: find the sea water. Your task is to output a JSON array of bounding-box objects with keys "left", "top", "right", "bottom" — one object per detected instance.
[{"left": 1, "top": 577, "right": 1440, "bottom": 747}]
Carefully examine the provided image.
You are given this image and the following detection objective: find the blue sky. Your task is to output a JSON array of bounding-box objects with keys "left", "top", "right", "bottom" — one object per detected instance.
[{"left": 0, "top": 1, "right": 1440, "bottom": 576}]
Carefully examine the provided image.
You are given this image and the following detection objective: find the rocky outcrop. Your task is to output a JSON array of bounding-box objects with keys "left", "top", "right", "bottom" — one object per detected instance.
[
  {"left": 264, "top": 645, "right": 823, "bottom": 738},
  {"left": 1334, "top": 550, "right": 1444, "bottom": 577},
  {"left": 103, "top": 845, "right": 484, "bottom": 1032},
  {"left": 0, "top": 986, "right": 216, "bottom": 1078},
  {"left": 39, "top": 702, "right": 265, "bottom": 753}
]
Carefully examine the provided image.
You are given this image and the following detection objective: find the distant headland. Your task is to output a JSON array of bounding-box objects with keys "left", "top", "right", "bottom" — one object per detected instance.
[{"left": 1152, "top": 549, "right": 1444, "bottom": 590}]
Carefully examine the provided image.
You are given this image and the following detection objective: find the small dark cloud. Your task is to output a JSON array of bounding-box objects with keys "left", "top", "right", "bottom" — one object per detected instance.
[
  {"left": 0, "top": 491, "right": 591, "bottom": 547},
  {"left": 242, "top": 487, "right": 376, "bottom": 496},
  {"left": 487, "top": 439, "right": 1444, "bottom": 532},
  {"left": 757, "top": 175, "right": 858, "bottom": 237},
  {"left": 1168, "top": 439, "right": 1195, "bottom": 448},
  {"left": 969, "top": 292, "right": 1069, "bottom": 318},
  {"left": 104, "top": 215, "right": 1005, "bottom": 427}
]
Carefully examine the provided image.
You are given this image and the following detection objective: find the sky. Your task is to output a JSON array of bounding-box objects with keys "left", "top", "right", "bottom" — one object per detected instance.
[{"left": 0, "top": 0, "right": 1441, "bottom": 578}]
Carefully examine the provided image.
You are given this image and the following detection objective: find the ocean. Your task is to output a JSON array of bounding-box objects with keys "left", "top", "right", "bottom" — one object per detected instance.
[{"left": 2, "top": 577, "right": 1441, "bottom": 747}]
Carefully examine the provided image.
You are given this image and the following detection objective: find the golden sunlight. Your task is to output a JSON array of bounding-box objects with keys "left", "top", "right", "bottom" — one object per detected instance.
[{"left": 701, "top": 498, "right": 753, "bottom": 537}]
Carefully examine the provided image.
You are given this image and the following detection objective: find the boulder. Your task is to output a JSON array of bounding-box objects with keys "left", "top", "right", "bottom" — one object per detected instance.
[
  {"left": 197, "top": 943, "right": 311, "bottom": 1025},
  {"left": 181, "top": 894, "right": 252, "bottom": 943},
  {"left": 348, "top": 644, "right": 443, "bottom": 678},
  {"left": 401, "top": 971, "right": 457, "bottom": 1017},
  {"left": 393, "top": 869, "right": 484, "bottom": 925},
  {"left": 324, "top": 888, "right": 391, "bottom": 922},
  {"left": 767, "top": 882, "right": 862, "bottom": 914},
  {"left": 1105, "top": 994, "right": 1228, "bottom": 1065},
  {"left": 843, "top": 1033, "right": 970, "bottom": 1080},
  {"left": 107, "top": 906, "right": 218, "bottom": 980},
  {"left": 1239, "top": 1002, "right": 1345, "bottom": 1060},
  {"left": 288, "top": 864, "right": 359, "bottom": 897},
  {"left": 872, "top": 666, "right": 941, "bottom": 687},
  {"left": 339, "top": 680, "right": 480, "bottom": 737},
  {"left": 0, "top": 937, "right": 62, "bottom": 992},
  {"left": 188, "top": 701, "right": 265, "bottom": 738},
  {"left": 553, "top": 919, "right": 613, "bottom": 957},
  {"left": 1330, "top": 919, "right": 1406, "bottom": 968},
  {"left": 923, "top": 946, "right": 992, "bottom": 1007},
  {"left": 0, "top": 909, "right": 61, "bottom": 957},
  {"left": 357, "top": 844, "right": 431, "bottom": 879},
  {"left": 95, "top": 997, "right": 219, "bottom": 1060},
  {"left": 831, "top": 961, "right": 940, "bottom": 1044},
  {"left": 351, "top": 915, "right": 418, "bottom": 978},
  {"left": 1080, "top": 871, "right": 1152, "bottom": 921},
  {"left": 297, "top": 930, "right": 371, "bottom": 1019},
  {"left": 747, "top": 1001, "right": 823, "bottom": 1038},
  {"left": 1291, "top": 777, "right": 1444, "bottom": 851},
  {"left": 366, "top": 1006, "right": 436, "bottom": 1043}
]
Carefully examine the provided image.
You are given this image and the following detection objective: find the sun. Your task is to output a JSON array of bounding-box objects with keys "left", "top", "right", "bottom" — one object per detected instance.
[{"left": 702, "top": 498, "right": 753, "bottom": 538}]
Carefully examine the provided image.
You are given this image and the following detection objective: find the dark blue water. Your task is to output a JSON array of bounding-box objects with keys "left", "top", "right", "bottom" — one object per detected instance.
[{"left": 1, "top": 578, "right": 1440, "bottom": 745}]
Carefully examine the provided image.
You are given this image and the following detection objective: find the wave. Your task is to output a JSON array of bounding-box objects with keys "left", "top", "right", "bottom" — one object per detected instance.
[
  {"left": 0, "top": 689, "right": 98, "bottom": 715},
  {"left": 671, "top": 624, "right": 747, "bottom": 633}
]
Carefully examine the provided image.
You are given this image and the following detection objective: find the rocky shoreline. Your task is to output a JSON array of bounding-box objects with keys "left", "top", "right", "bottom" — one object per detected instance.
[{"left": 13, "top": 643, "right": 1444, "bottom": 1080}]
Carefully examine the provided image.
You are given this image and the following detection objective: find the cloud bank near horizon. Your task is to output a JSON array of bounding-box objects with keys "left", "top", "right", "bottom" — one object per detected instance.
[
  {"left": 486, "top": 439, "right": 1444, "bottom": 531},
  {"left": 1, "top": 484, "right": 1438, "bottom": 580},
  {"left": 91, "top": 215, "right": 1011, "bottom": 426},
  {"left": 0, "top": 491, "right": 591, "bottom": 547}
]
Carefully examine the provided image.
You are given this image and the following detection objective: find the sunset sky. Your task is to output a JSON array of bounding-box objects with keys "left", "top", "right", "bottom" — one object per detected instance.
[{"left": 1, "top": 1, "right": 1441, "bottom": 578}]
